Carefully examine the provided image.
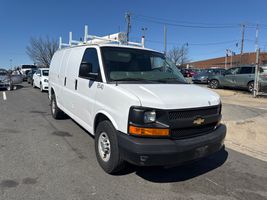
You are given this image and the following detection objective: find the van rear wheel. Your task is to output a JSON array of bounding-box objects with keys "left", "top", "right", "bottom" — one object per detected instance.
[
  {"left": 51, "top": 94, "right": 64, "bottom": 119},
  {"left": 95, "top": 120, "right": 125, "bottom": 174}
]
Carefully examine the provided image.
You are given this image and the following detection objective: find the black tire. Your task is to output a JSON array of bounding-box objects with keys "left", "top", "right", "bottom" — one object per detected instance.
[
  {"left": 248, "top": 81, "right": 254, "bottom": 93},
  {"left": 209, "top": 79, "right": 219, "bottom": 89},
  {"left": 6, "top": 85, "right": 13, "bottom": 91},
  {"left": 95, "top": 120, "right": 125, "bottom": 174},
  {"left": 50, "top": 94, "right": 64, "bottom": 119}
]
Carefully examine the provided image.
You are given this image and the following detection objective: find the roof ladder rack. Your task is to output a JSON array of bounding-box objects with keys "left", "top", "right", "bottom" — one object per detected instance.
[{"left": 59, "top": 25, "right": 145, "bottom": 49}]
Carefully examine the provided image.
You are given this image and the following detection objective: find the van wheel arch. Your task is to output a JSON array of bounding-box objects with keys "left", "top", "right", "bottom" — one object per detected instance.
[
  {"left": 94, "top": 113, "right": 112, "bottom": 135},
  {"left": 50, "top": 87, "right": 55, "bottom": 97}
]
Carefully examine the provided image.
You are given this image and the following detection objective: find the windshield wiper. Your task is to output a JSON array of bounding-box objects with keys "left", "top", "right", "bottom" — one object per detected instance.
[
  {"left": 156, "top": 78, "right": 187, "bottom": 84},
  {"left": 112, "top": 78, "right": 158, "bottom": 83}
]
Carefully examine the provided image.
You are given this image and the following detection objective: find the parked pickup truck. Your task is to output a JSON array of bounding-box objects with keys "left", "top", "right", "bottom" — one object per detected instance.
[{"left": 49, "top": 35, "right": 226, "bottom": 174}]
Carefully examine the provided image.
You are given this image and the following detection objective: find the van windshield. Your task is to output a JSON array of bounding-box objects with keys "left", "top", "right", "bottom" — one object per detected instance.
[{"left": 101, "top": 47, "right": 187, "bottom": 84}]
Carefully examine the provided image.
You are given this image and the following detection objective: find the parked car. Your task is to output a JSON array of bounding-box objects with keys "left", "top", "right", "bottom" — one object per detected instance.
[
  {"left": 33, "top": 68, "right": 49, "bottom": 92},
  {"left": 192, "top": 68, "right": 226, "bottom": 84},
  {"left": 208, "top": 65, "right": 264, "bottom": 92},
  {"left": 48, "top": 38, "right": 226, "bottom": 174},
  {"left": 180, "top": 68, "right": 196, "bottom": 77},
  {"left": 0, "top": 68, "right": 23, "bottom": 90},
  {"left": 20, "top": 65, "right": 37, "bottom": 81},
  {"left": 27, "top": 69, "right": 37, "bottom": 84},
  {"left": 192, "top": 68, "right": 204, "bottom": 75}
]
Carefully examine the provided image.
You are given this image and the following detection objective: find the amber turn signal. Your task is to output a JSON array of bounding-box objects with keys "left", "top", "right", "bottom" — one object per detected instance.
[{"left": 129, "top": 125, "right": 169, "bottom": 137}]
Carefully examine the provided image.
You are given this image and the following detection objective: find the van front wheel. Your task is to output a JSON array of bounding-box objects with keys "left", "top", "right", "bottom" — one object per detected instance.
[{"left": 95, "top": 121, "right": 125, "bottom": 174}]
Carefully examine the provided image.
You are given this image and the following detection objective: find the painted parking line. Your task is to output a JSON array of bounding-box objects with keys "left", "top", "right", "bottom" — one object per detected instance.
[
  {"left": 258, "top": 107, "right": 267, "bottom": 110},
  {"left": 3, "top": 92, "right": 7, "bottom": 100}
]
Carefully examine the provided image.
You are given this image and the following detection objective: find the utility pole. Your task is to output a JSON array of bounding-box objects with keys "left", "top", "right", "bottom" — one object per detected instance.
[
  {"left": 125, "top": 12, "right": 131, "bottom": 42},
  {"left": 254, "top": 24, "right": 260, "bottom": 97},
  {"left": 225, "top": 49, "right": 228, "bottom": 69},
  {"left": 141, "top": 27, "right": 147, "bottom": 48},
  {"left": 164, "top": 25, "right": 167, "bottom": 55},
  {"left": 255, "top": 24, "right": 259, "bottom": 51},
  {"left": 240, "top": 24, "right": 245, "bottom": 65}
]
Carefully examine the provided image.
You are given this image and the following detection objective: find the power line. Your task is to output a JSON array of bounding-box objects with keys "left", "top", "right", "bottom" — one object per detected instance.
[
  {"left": 133, "top": 14, "right": 240, "bottom": 26},
  {"left": 143, "top": 38, "right": 239, "bottom": 46},
  {"left": 132, "top": 15, "right": 239, "bottom": 29}
]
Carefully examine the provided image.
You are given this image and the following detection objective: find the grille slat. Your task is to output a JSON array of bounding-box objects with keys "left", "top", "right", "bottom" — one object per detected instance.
[
  {"left": 171, "top": 123, "right": 216, "bottom": 139},
  {"left": 169, "top": 106, "right": 219, "bottom": 120}
]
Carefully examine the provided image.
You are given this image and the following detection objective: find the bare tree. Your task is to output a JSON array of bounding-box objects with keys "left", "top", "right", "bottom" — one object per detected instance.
[
  {"left": 26, "top": 37, "right": 58, "bottom": 67},
  {"left": 167, "top": 45, "right": 190, "bottom": 66}
]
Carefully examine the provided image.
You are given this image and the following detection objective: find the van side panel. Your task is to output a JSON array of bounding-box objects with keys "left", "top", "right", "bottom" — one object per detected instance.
[{"left": 63, "top": 47, "right": 84, "bottom": 116}]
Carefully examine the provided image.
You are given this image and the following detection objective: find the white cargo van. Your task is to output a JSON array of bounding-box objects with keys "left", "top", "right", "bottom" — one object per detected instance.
[{"left": 49, "top": 31, "right": 226, "bottom": 174}]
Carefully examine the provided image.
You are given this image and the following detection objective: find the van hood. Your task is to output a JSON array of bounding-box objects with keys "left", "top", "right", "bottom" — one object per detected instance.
[{"left": 118, "top": 84, "right": 221, "bottom": 109}]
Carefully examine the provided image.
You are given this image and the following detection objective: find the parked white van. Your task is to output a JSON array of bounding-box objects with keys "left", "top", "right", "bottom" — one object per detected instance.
[{"left": 49, "top": 33, "right": 226, "bottom": 174}]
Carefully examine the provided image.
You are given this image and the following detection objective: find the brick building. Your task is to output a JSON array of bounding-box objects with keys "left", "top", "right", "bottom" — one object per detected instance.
[{"left": 187, "top": 52, "right": 267, "bottom": 69}]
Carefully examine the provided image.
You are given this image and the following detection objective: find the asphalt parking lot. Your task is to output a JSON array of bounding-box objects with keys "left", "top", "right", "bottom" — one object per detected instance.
[{"left": 0, "top": 83, "right": 267, "bottom": 200}]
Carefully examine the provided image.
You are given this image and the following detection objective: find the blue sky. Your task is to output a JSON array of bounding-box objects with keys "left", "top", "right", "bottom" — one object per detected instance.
[{"left": 1, "top": 0, "right": 267, "bottom": 69}]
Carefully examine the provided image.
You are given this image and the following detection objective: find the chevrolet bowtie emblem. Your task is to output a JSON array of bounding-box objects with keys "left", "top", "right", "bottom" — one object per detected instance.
[{"left": 193, "top": 117, "right": 205, "bottom": 125}]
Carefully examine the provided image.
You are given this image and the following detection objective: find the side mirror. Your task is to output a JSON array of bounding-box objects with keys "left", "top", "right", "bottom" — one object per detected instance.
[{"left": 80, "top": 62, "right": 98, "bottom": 80}]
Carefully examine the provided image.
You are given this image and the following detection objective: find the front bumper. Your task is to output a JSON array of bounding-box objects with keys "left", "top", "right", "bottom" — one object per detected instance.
[
  {"left": 117, "top": 124, "right": 226, "bottom": 166},
  {"left": 0, "top": 83, "right": 9, "bottom": 89},
  {"left": 42, "top": 82, "right": 49, "bottom": 90}
]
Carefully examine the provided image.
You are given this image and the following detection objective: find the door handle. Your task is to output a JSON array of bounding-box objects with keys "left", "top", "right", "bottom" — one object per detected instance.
[
  {"left": 75, "top": 79, "right": 78, "bottom": 90},
  {"left": 64, "top": 77, "right": 67, "bottom": 86}
]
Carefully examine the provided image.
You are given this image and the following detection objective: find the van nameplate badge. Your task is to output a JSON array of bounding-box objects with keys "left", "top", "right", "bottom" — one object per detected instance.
[{"left": 97, "top": 83, "right": 104, "bottom": 89}]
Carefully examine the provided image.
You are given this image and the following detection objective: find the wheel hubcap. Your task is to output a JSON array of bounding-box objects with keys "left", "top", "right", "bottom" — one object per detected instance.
[
  {"left": 249, "top": 84, "right": 254, "bottom": 92},
  {"left": 211, "top": 81, "right": 217, "bottom": 88},
  {"left": 98, "top": 132, "right": 111, "bottom": 162}
]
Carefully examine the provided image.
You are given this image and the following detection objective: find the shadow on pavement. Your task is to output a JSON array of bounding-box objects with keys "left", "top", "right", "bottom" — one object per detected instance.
[{"left": 116, "top": 147, "right": 228, "bottom": 183}]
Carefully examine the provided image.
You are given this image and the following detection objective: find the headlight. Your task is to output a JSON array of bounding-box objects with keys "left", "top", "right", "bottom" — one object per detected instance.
[
  {"left": 128, "top": 107, "right": 169, "bottom": 137},
  {"left": 129, "top": 108, "right": 156, "bottom": 124},
  {"left": 44, "top": 79, "right": 48, "bottom": 83},
  {"left": 144, "top": 111, "right": 156, "bottom": 123}
]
